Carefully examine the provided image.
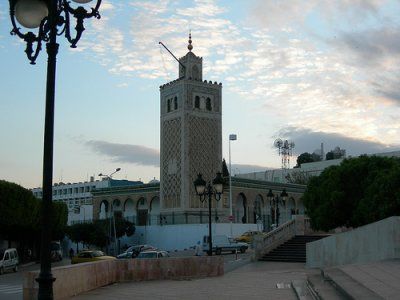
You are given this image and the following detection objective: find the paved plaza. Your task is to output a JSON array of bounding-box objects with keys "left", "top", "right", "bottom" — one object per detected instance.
[{"left": 73, "top": 261, "right": 316, "bottom": 300}]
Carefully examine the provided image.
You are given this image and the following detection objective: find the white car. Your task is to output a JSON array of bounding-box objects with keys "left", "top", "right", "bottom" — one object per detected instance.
[
  {"left": 136, "top": 250, "right": 170, "bottom": 259},
  {"left": 0, "top": 248, "right": 19, "bottom": 274}
]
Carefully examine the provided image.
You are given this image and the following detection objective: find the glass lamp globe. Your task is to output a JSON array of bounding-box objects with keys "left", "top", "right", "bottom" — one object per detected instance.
[
  {"left": 15, "top": 0, "right": 48, "bottom": 29},
  {"left": 72, "top": 0, "right": 93, "bottom": 3}
]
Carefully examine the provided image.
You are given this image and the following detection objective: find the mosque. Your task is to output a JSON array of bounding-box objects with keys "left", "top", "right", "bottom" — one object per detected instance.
[{"left": 92, "top": 35, "right": 306, "bottom": 244}]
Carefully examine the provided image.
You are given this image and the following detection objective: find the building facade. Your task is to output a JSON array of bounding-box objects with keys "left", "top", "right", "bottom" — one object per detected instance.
[{"left": 31, "top": 177, "right": 142, "bottom": 223}]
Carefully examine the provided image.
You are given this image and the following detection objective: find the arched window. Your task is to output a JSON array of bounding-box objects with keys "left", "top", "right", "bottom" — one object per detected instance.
[
  {"left": 174, "top": 96, "right": 178, "bottom": 110},
  {"left": 206, "top": 97, "right": 212, "bottom": 111},
  {"left": 167, "top": 99, "right": 171, "bottom": 112},
  {"left": 195, "top": 96, "right": 200, "bottom": 109}
]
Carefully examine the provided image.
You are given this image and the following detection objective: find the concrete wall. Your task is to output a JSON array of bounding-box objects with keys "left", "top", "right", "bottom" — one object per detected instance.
[
  {"left": 307, "top": 216, "right": 400, "bottom": 268},
  {"left": 23, "top": 256, "right": 223, "bottom": 300},
  {"left": 134, "top": 223, "right": 258, "bottom": 251}
]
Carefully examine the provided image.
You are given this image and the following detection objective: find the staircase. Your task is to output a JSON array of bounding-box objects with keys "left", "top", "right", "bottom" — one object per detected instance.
[{"left": 259, "top": 235, "right": 327, "bottom": 263}]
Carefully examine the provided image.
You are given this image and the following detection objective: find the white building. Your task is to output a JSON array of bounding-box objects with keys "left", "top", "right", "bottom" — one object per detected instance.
[
  {"left": 31, "top": 177, "right": 143, "bottom": 224},
  {"left": 237, "top": 150, "right": 400, "bottom": 183}
]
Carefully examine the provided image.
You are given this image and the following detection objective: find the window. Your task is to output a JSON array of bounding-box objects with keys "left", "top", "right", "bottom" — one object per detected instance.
[
  {"left": 68, "top": 188, "right": 72, "bottom": 194},
  {"left": 206, "top": 97, "right": 212, "bottom": 111},
  {"left": 195, "top": 96, "right": 200, "bottom": 108},
  {"left": 85, "top": 186, "right": 90, "bottom": 192},
  {"left": 80, "top": 187, "right": 84, "bottom": 193},
  {"left": 74, "top": 187, "right": 78, "bottom": 193},
  {"left": 174, "top": 96, "right": 178, "bottom": 110},
  {"left": 53, "top": 190, "right": 56, "bottom": 196},
  {"left": 167, "top": 99, "right": 171, "bottom": 112}
]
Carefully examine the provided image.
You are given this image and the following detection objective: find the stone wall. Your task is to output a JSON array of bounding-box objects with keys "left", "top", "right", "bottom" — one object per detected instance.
[
  {"left": 306, "top": 216, "right": 400, "bottom": 268},
  {"left": 23, "top": 256, "right": 223, "bottom": 300}
]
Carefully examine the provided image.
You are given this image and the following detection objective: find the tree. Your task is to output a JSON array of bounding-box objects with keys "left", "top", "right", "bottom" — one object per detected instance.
[
  {"left": 0, "top": 180, "right": 68, "bottom": 259},
  {"left": 302, "top": 155, "right": 400, "bottom": 231},
  {"left": 221, "top": 159, "right": 230, "bottom": 186},
  {"left": 66, "top": 215, "right": 135, "bottom": 250},
  {"left": 326, "top": 146, "right": 346, "bottom": 160},
  {"left": 285, "top": 171, "right": 313, "bottom": 185},
  {"left": 296, "top": 152, "right": 315, "bottom": 167}
]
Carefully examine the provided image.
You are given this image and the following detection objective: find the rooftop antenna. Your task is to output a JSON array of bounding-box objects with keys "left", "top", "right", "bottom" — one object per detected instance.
[
  {"left": 274, "top": 138, "right": 295, "bottom": 169},
  {"left": 159, "top": 33, "right": 190, "bottom": 71}
]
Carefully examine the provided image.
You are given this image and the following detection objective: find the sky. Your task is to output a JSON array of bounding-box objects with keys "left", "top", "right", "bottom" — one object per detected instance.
[{"left": 1, "top": 0, "right": 399, "bottom": 189}]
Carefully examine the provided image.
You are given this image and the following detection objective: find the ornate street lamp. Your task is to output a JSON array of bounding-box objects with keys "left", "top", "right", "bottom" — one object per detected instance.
[
  {"left": 267, "top": 189, "right": 289, "bottom": 228},
  {"left": 194, "top": 172, "right": 224, "bottom": 256},
  {"left": 8, "top": 0, "right": 101, "bottom": 299}
]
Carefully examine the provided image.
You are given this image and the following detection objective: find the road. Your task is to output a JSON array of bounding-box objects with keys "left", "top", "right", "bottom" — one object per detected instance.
[
  {"left": 0, "top": 248, "right": 252, "bottom": 300},
  {"left": 0, "top": 259, "right": 70, "bottom": 300}
]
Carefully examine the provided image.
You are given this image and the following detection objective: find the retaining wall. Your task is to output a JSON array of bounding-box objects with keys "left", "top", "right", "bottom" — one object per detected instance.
[
  {"left": 307, "top": 216, "right": 400, "bottom": 268},
  {"left": 23, "top": 256, "right": 223, "bottom": 300}
]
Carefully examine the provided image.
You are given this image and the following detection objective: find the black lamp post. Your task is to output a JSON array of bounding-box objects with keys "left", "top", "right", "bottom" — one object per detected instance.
[
  {"left": 194, "top": 172, "right": 224, "bottom": 256},
  {"left": 8, "top": 1, "right": 101, "bottom": 299},
  {"left": 267, "top": 188, "right": 289, "bottom": 228}
]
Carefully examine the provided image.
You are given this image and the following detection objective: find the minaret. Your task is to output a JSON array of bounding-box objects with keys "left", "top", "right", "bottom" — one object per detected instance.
[{"left": 159, "top": 34, "right": 222, "bottom": 219}]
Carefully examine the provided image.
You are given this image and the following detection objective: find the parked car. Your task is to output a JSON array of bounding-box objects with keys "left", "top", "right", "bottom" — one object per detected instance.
[
  {"left": 136, "top": 250, "right": 170, "bottom": 259},
  {"left": 235, "top": 231, "right": 264, "bottom": 244},
  {"left": 0, "top": 248, "right": 19, "bottom": 274},
  {"left": 71, "top": 250, "right": 116, "bottom": 264},
  {"left": 50, "top": 241, "right": 63, "bottom": 262},
  {"left": 117, "top": 244, "right": 157, "bottom": 259},
  {"left": 203, "top": 235, "right": 248, "bottom": 255}
]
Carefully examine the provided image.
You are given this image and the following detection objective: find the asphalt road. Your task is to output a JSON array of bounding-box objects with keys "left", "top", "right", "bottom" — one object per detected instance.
[
  {"left": 0, "top": 248, "right": 253, "bottom": 300},
  {"left": 0, "top": 259, "right": 70, "bottom": 300}
]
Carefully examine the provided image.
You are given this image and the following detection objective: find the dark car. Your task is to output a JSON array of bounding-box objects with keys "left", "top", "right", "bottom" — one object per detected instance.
[{"left": 117, "top": 244, "right": 157, "bottom": 259}]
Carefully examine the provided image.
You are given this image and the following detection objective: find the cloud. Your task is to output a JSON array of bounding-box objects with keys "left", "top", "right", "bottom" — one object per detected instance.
[
  {"left": 276, "top": 126, "right": 399, "bottom": 157},
  {"left": 85, "top": 140, "right": 159, "bottom": 167},
  {"left": 72, "top": 1, "right": 400, "bottom": 149}
]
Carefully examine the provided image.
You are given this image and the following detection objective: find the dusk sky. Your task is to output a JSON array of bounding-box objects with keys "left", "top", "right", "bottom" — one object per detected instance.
[{"left": 1, "top": 0, "right": 399, "bottom": 189}]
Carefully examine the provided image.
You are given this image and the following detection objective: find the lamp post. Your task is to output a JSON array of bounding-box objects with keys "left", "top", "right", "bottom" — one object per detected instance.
[
  {"left": 194, "top": 172, "right": 224, "bottom": 256},
  {"left": 8, "top": 1, "right": 101, "bottom": 298},
  {"left": 228, "top": 134, "right": 237, "bottom": 237},
  {"left": 280, "top": 189, "right": 288, "bottom": 223},
  {"left": 266, "top": 189, "right": 289, "bottom": 228}
]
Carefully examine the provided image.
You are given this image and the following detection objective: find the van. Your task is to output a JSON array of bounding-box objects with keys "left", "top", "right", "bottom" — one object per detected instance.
[
  {"left": 202, "top": 235, "right": 248, "bottom": 255},
  {"left": 0, "top": 248, "right": 19, "bottom": 274}
]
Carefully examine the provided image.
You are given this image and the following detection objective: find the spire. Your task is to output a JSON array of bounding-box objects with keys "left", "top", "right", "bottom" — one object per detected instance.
[{"left": 188, "top": 31, "right": 193, "bottom": 52}]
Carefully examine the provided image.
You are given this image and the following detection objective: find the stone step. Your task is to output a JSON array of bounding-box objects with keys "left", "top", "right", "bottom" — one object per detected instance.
[
  {"left": 306, "top": 273, "right": 346, "bottom": 300},
  {"left": 259, "top": 235, "right": 329, "bottom": 263},
  {"left": 260, "top": 256, "right": 306, "bottom": 262},
  {"left": 322, "top": 268, "right": 383, "bottom": 299},
  {"left": 267, "top": 251, "right": 305, "bottom": 256}
]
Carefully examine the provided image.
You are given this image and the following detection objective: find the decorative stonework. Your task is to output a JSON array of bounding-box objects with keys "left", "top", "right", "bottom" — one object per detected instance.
[
  {"left": 161, "top": 118, "right": 181, "bottom": 209},
  {"left": 188, "top": 115, "right": 221, "bottom": 209}
]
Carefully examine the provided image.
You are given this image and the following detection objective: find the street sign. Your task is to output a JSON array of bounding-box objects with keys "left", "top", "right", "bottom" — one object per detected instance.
[{"left": 228, "top": 215, "right": 234, "bottom": 221}]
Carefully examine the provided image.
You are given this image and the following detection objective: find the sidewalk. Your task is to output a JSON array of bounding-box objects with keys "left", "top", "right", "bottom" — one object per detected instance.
[{"left": 73, "top": 261, "right": 318, "bottom": 300}]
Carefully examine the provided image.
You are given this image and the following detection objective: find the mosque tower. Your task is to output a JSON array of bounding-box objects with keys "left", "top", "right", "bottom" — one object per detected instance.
[{"left": 159, "top": 34, "right": 223, "bottom": 220}]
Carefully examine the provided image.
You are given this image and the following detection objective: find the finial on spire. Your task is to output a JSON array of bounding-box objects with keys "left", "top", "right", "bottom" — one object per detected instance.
[{"left": 188, "top": 30, "right": 193, "bottom": 51}]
